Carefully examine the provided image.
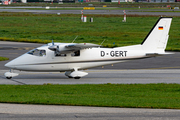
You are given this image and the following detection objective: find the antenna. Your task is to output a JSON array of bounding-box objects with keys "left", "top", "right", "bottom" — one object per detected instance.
[
  {"left": 72, "top": 35, "right": 78, "bottom": 43},
  {"left": 100, "top": 39, "right": 106, "bottom": 46}
]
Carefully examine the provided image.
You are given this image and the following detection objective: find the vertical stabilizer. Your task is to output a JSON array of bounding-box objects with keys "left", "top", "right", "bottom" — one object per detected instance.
[{"left": 141, "top": 17, "right": 172, "bottom": 53}]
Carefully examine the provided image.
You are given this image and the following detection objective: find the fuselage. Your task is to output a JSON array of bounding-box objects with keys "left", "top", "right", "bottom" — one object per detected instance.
[{"left": 5, "top": 43, "right": 147, "bottom": 72}]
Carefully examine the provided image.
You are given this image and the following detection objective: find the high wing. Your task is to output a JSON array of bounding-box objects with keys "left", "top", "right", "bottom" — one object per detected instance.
[
  {"left": 66, "top": 43, "right": 100, "bottom": 50},
  {"left": 48, "top": 42, "right": 100, "bottom": 54}
]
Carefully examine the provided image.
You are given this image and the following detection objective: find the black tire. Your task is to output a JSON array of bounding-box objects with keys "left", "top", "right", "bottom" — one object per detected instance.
[
  {"left": 6, "top": 77, "right": 12, "bottom": 79},
  {"left": 74, "top": 77, "right": 81, "bottom": 79}
]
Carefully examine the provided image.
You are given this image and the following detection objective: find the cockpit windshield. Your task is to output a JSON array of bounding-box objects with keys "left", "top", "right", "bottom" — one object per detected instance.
[{"left": 27, "top": 49, "right": 46, "bottom": 57}]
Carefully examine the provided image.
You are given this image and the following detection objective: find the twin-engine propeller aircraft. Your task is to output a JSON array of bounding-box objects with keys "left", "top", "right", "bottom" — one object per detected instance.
[{"left": 4, "top": 17, "right": 172, "bottom": 79}]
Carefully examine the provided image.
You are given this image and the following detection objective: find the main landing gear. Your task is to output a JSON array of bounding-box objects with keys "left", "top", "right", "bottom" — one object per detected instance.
[{"left": 65, "top": 68, "right": 88, "bottom": 79}]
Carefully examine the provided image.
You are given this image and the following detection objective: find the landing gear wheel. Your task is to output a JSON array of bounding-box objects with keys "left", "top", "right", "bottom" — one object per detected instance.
[
  {"left": 6, "top": 77, "right": 12, "bottom": 79},
  {"left": 74, "top": 77, "right": 81, "bottom": 79}
]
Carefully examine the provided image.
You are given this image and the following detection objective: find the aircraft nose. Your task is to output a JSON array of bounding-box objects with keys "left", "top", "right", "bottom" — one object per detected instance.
[
  {"left": 4, "top": 62, "right": 9, "bottom": 67},
  {"left": 4, "top": 53, "right": 30, "bottom": 70},
  {"left": 5, "top": 60, "right": 17, "bottom": 69}
]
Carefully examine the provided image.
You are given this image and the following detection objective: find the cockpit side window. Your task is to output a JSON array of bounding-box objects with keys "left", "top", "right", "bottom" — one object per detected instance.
[
  {"left": 71, "top": 50, "right": 80, "bottom": 57},
  {"left": 55, "top": 53, "right": 66, "bottom": 57},
  {"left": 27, "top": 49, "right": 46, "bottom": 57},
  {"left": 39, "top": 50, "right": 46, "bottom": 56}
]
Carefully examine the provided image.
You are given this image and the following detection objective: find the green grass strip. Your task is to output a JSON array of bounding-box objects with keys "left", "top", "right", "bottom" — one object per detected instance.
[
  {"left": 0, "top": 56, "right": 9, "bottom": 61},
  {"left": 0, "top": 13, "right": 179, "bottom": 51},
  {"left": 0, "top": 84, "right": 180, "bottom": 109}
]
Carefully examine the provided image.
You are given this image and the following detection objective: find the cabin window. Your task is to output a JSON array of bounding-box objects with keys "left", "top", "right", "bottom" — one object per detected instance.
[
  {"left": 55, "top": 53, "right": 66, "bottom": 57},
  {"left": 71, "top": 50, "right": 80, "bottom": 57},
  {"left": 28, "top": 49, "right": 46, "bottom": 57}
]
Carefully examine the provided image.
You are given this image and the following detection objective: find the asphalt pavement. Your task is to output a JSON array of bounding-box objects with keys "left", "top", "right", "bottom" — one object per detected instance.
[
  {"left": 0, "top": 8, "right": 180, "bottom": 16},
  {"left": 1, "top": 69, "right": 180, "bottom": 85},
  {"left": 0, "top": 103, "right": 180, "bottom": 120}
]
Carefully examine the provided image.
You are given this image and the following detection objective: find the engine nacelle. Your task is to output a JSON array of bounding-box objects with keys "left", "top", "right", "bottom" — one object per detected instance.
[{"left": 48, "top": 44, "right": 71, "bottom": 54}]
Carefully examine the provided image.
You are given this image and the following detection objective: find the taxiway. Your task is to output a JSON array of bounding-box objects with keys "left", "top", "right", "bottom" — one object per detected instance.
[
  {"left": 0, "top": 8, "right": 180, "bottom": 16},
  {"left": 1, "top": 69, "right": 180, "bottom": 85}
]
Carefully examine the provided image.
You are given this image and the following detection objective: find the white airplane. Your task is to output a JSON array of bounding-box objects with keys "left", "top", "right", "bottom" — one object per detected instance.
[{"left": 4, "top": 17, "right": 172, "bottom": 79}]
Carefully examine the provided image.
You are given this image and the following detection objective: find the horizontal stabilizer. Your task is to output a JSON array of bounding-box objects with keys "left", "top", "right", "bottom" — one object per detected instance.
[{"left": 146, "top": 52, "right": 174, "bottom": 57}]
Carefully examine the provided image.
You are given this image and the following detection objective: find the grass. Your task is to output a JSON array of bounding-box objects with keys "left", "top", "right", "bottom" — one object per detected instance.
[
  {"left": 0, "top": 84, "right": 180, "bottom": 109},
  {"left": 0, "top": 56, "right": 9, "bottom": 61},
  {"left": 0, "top": 13, "right": 179, "bottom": 50}
]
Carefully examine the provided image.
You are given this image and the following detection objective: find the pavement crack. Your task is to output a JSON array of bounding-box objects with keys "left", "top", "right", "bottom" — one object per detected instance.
[
  {"left": 8, "top": 78, "right": 27, "bottom": 85},
  {"left": 0, "top": 75, "right": 26, "bottom": 85},
  {"left": 74, "top": 115, "right": 79, "bottom": 118}
]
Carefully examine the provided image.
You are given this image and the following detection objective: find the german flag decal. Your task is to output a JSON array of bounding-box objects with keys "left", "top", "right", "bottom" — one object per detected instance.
[{"left": 158, "top": 26, "right": 163, "bottom": 30}]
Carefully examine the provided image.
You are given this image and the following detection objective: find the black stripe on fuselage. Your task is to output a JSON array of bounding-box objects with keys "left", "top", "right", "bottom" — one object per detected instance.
[{"left": 16, "top": 57, "right": 149, "bottom": 66}]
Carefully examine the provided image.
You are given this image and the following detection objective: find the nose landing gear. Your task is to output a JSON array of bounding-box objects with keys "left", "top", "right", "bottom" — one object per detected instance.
[{"left": 4, "top": 69, "right": 19, "bottom": 79}]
